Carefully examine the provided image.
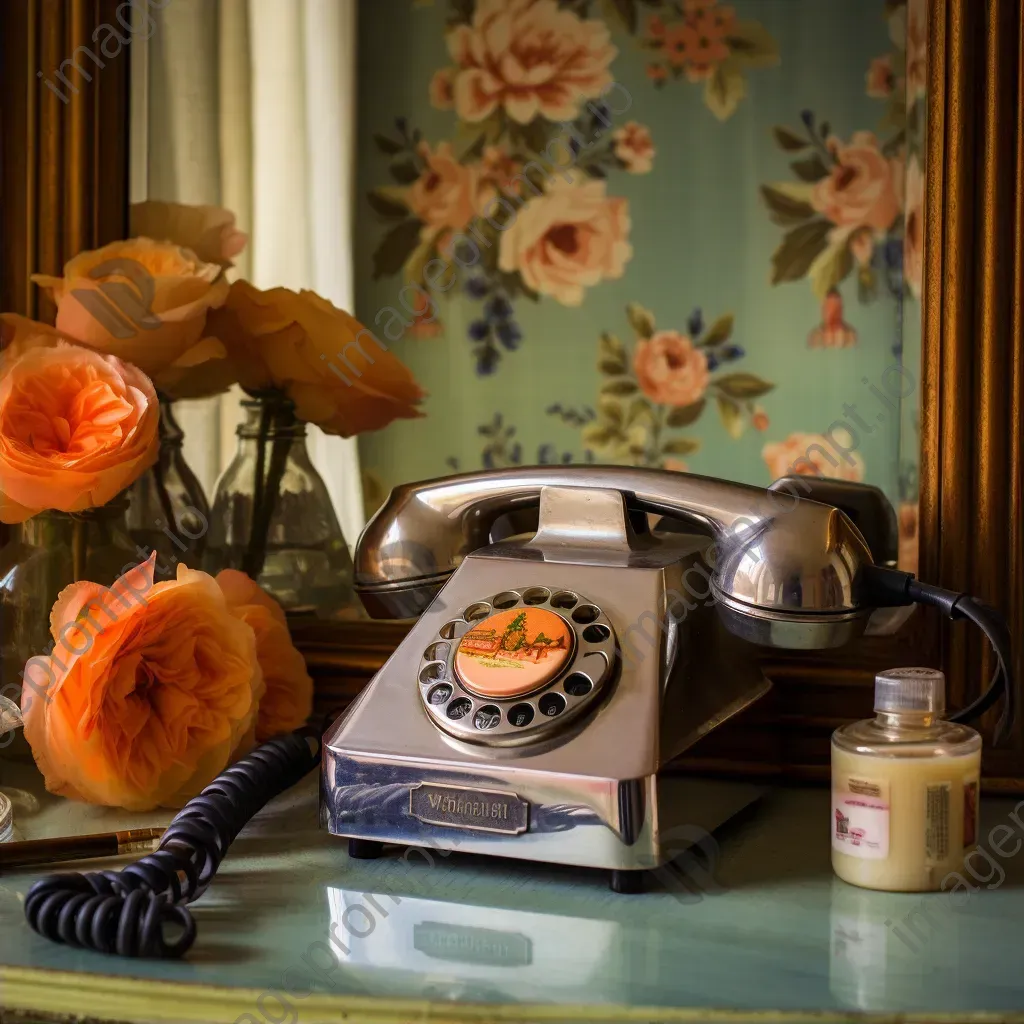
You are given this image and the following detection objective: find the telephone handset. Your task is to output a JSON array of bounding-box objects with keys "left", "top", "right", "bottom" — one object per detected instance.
[
  {"left": 355, "top": 466, "right": 877, "bottom": 650},
  {"left": 24, "top": 468, "right": 1014, "bottom": 959}
]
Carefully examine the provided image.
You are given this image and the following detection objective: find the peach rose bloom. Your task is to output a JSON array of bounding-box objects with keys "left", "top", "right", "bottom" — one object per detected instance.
[
  {"left": 612, "top": 122, "right": 656, "bottom": 174},
  {"left": 21, "top": 556, "right": 265, "bottom": 811},
  {"left": 216, "top": 570, "right": 313, "bottom": 742},
  {"left": 811, "top": 132, "right": 901, "bottom": 234},
  {"left": 902, "top": 154, "right": 925, "bottom": 299},
  {"left": 0, "top": 344, "right": 159, "bottom": 523},
  {"left": 0, "top": 313, "right": 60, "bottom": 371},
  {"left": 498, "top": 179, "right": 632, "bottom": 307},
  {"left": 129, "top": 201, "right": 248, "bottom": 269},
  {"left": 207, "top": 281, "right": 425, "bottom": 437},
  {"left": 633, "top": 331, "right": 710, "bottom": 407},
  {"left": 446, "top": 0, "right": 616, "bottom": 124},
  {"left": 762, "top": 431, "right": 865, "bottom": 483},
  {"left": 866, "top": 54, "right": 895, "bottom": 98},
  {"left": 902, "top": 0, "right": 928, "bottom": 102},
  {"left": 407, "top": 142, "right": 490, "bottom": 232},
  {"left": 429, "top": 68, "right": 455, "bottom": 110},
  {"left": 31, "top": 238, "right": 230, "bottom": 382}
]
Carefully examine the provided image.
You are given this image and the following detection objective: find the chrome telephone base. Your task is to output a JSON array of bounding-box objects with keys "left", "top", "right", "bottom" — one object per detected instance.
[{"left": 322, "top": 527, "right": 770, "bottom": 887}]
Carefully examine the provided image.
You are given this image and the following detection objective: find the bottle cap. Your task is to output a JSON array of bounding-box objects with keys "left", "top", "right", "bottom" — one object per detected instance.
[
  {"left": 0, "top": 793, "right": 12, "bottom": 843},
  {"left": 874, "top": 666, "right": 946, "bottom": 715}
]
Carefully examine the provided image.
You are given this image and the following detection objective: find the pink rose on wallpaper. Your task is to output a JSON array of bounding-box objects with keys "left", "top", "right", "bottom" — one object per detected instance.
[
  {"left": 612, "top": 122, "right": 656, "bottom": 174},
  {"left": 429, "top": 68, "right": 455, "bottom": 110},
  {"left": 866, "top": 55, "right": 895, "bottom": 98},
  {"left": 633, "top": 331, "right": 710, "bottom": 407},
  {"left": 811, "top": 132, "right": 901, "bottom": 235},
  {"left": 902, "top": 154, "right": 925, "bottom": 299},
  {"left": 497, "top": 179, "right": 631, "bottom": 307},
  {"left": 762, "top": 431, "right": 865, "bottom": 483},
  {"left": 903, "top": 0, "right": 928, "bottom": 102},
  {"left": 444, "top": 0, "right": 616, "bottom": 124},
  {"left": 407, "top": 141, "right": 490, "bottom": 232}
]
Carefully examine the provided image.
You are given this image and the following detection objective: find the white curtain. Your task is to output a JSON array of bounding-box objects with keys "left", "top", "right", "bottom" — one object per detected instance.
[{"left": 132, "top": 0, "right": 365, "bottom": 547}]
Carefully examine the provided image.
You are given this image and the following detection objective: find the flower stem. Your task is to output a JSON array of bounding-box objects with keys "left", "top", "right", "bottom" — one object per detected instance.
[{"left": 242, "top": 398, "right": 291, "bottom": 580}]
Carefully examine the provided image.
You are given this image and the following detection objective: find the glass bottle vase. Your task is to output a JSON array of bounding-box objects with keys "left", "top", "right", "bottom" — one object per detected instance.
[
  {"left": 0, "top": 504, "right": 139, "bottom": 711},
  {"left": 204, "top": 394, "right": 356, "bottom": 619},
  {"left": 125, "top": 397, "right": 211, "bottom": 579}
]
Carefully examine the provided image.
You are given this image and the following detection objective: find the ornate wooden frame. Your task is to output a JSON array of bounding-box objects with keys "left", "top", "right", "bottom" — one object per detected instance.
[{"left": 3, "top": 0, "right": 1020, "bottom": 784}]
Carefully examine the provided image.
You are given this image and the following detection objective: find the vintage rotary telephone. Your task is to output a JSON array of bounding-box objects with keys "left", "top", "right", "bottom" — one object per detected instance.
[{"left": 24, "top": 468, "right": 1013, "bottom": 957}]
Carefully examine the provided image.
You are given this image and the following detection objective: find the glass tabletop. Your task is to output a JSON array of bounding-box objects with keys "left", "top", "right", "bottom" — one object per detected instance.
[{"left": 2, "top": 750, "right": 1024, "bottom": 1023}]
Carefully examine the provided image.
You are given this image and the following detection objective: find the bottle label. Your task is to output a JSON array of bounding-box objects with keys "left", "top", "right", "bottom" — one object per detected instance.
[
  {"left": 963, "top": 778, "right": 979, "bottom": 848},
  {"left": 925, "top": 782, "right": 951, "bottom": 862},
  {"left": 832, "top": 776, "right": 889, "bottom": 859}
]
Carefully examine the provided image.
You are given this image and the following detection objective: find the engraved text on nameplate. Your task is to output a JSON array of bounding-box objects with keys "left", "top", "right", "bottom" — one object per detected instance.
[{"left": 409, "top": 784, "right": 529, "bottom": 834}]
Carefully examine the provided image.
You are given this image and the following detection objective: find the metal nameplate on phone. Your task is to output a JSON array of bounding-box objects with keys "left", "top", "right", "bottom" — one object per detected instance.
[{"left": 409, "top": 783, "right": 528, "bottom": 834}]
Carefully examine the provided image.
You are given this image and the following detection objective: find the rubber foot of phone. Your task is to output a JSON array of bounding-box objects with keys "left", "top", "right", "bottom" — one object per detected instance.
[
  {"left": 609, "top": 869, "right": 645, "bottom": 894},
  {"left": 348, "top": 838, "right": 384, "bottom": 860}
]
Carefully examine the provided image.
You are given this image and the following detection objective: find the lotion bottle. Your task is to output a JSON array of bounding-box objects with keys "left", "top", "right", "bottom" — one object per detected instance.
[{"left": 831, "top": 667, "right": 981, "bottom": 892}]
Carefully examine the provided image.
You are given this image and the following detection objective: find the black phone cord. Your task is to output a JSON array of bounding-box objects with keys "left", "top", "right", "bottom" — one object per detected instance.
[{"left": 24, "top": 728, "right": 321, "bottom": 959}]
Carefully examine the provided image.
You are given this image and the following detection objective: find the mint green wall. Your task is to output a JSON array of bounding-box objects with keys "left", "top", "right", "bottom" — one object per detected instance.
[{"left": 355, "top": 0, "right": 922, "bottom": 529}]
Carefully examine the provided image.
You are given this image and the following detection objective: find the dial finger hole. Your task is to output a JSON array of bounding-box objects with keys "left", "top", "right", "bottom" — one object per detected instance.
[
  {"left": 419, "top": 662, "right": 446, "bottom": 685},
  {"left": 427, "top": 683, "right": 453, "bottom": 705},
  {"left": 491, "top": 591, "right": 520, "bottom": 609},
  {"left": 463, "top": 603, "right": 491, "bottom": 622},
  {"left": 423, "top": 642, "right": 450, "bottom": 662},
  {"left": 446, "top": 697, "right": 473, "bottom": 720},
  {"left": 522, "top": 587, "right": 550, "bottom": 606},
  {"left": 563, "top": 673, "right": 593, "bottom": 697},
  {"left": 550, "top": 591, "right": 578, "bottom": 609},
  {"left": 582, "top": 623, "right": 611, "bottom": 643},
  {"left": 439, "top": 620, "right": 470, "bottom": 640},
  {"left": 571, "top": 605, "right": 600, "bottom": 624}
]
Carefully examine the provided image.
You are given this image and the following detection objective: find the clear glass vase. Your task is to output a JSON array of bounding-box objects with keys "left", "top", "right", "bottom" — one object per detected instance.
[
  {"left": 125, "top": 397, "right": 211, "bottom": 579},
  {"left": 0, "top": 504, "right": 139, "bottom": 716},
  {"left": 204, "top": 393, "right": 357, "bottom": 619}
]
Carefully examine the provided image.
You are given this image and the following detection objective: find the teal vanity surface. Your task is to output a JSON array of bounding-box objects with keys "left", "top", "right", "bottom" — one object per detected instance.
[{"left": 2, "top": 753, "right": 1024, "bottom": 1023}]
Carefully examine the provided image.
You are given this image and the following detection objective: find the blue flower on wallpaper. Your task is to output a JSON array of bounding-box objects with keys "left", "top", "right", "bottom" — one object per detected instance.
[{"left": 445, "top": 412, "right": 592, "bottom": 471}]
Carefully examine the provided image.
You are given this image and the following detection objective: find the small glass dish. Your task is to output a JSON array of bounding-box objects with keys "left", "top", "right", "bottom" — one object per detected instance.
[{"left": 0, "top": 792, "right": 12, "bottom": 843}]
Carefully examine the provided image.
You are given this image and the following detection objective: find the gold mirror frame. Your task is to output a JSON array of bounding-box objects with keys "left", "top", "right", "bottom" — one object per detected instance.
[{"left": 2, "top": 0, "right": 1021, "bottom": 783}]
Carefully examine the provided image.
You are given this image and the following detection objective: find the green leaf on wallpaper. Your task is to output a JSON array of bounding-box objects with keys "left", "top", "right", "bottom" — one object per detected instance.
[
  {"left": 790, "top": 154, "right": 830, "bottom": 182},
  {"left": 626, "top": 303, "right": 656, "bottom": 340},
  {"left": 772, "top": 126, "right": 809, "bottom": 152},
  {"left": 701, "top": 314, "right": 734, "bottom": 348},
  {"left": 882, "top": 129, "right": 907, "bottom": 158},
  {"left": 389, "top": 159, "right": 421, "bottom": 185},
  {"left": 371, "top": 219, "right": 423, "bottom": 280},
  {"left": 666, "top": 399, "right": 706, "bottom": 427},
  {"left": 509, "top": 118, "right": 552, "bottom": 156},
  {"left": 448, "top": 0, "right": 475, "bottom": 25},
  {"left": 726, "top": 21, "right": 780, "bottom": 70},
  {"left": 858, "top": 264, "right": 878, "bottom": 303},
  {"left": 582, "top": 423, "right": 623, "bottom": 452},
  {"left": 599, "top": 331, "right": 627, "bottom": 375},
  {"left": 366, "top": 188, "right": 409, "bottom": 220},
  {"left": 715, "top": 373, "right": 775, "bottom": 400},
  {"left": 662, "top": 437, "right": 702, "bottom": 456},
  {"left": 601, "top": 379, "right": 639, "bottom": 397},
  {"left": 460, "top": 134, "right": 488, "bottom": 163},
  {"left": 770, "top": 219, "right": 831, "bottom": 285},
  {"left": 627, "top": 397, "right": 656, "bottom": 428},
  {"left": 761, "top": 185, "right": 815, "bottom": 227},
  {"left": 716, "top": 395, "right": 745, "bottom": 439},
  {"left": 808, "top": 236, "right": 854, "bottom": 298},
  {"left": 373, "top": 133, "right": 404, "bottom": 156},
  {"left": 405, "top": 227, "right": 443, "bottom": 289},
  {"left": 704, "top": 61, "right": 747, "bottom": 122},
  {"left": 598, "top": 395, "right": 624, "bottom": 426},
  {"left": 499, "top": 271, "right": 540, "bottom": 303},
  {"left": 602, "top": 0, "right": 638, "bottom": 34}
]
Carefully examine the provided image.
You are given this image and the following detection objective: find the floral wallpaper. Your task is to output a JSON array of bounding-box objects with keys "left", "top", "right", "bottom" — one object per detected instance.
[{"left": 355, "top": 0, "right": 925, "bottom": 568}]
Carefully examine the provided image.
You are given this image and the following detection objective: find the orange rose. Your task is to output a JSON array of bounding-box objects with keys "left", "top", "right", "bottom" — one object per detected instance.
[
  {"left": 0, "top": 344, "right": 159, "bottom": 523},
  {"left": 31, "top": 238, "right": 230, "bottom": 391},
  {"left": 216, "top": 570, "right": 313, "bottom": 741},
  {"left": 21, "top": 555, "right": 265, "bottom": 810},
  {"left": 633, "top": 331, "right": 709, "bottom": 407},
  {"left": 811, "top": 132, "right": 901, "bottom": 234},
  {"left": 902, "top": 154, "right": 925, "bottom": 299},
  {"left": 129, "top": 201, "right": 248, "bottom": 269},
  {"left": 498, "top": 179, "right": 631, "bottom": 307},
  {"left": 612, "top": 122, "right": 656, "bottom": 174},
  {"left": 207, "top": 281, "right": 425, "bottom": 437},
  {"left": 445, "top": 0, "right": 616, "bottom": 124}
]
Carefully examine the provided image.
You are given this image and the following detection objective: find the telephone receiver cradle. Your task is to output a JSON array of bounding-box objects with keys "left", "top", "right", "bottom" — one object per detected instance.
[{"left": 322, "top": 467, "right": 884, "bottom": 888}]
